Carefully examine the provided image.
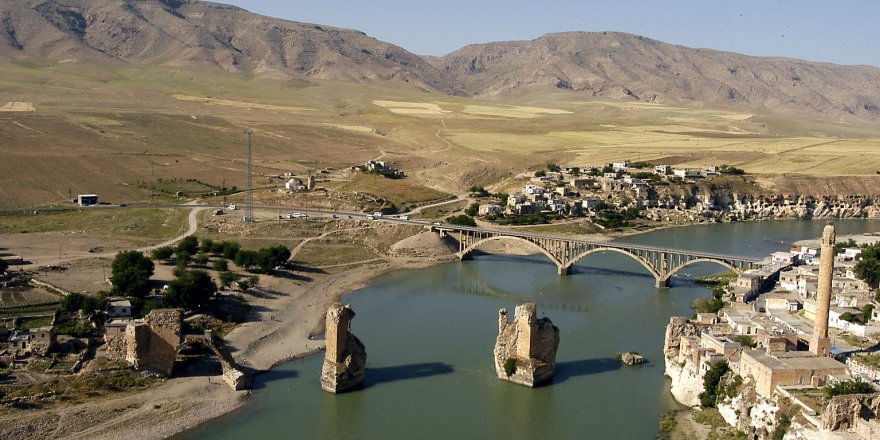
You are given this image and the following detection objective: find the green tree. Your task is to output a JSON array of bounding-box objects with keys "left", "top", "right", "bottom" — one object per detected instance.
[
  {"left": 465, "top": 203, "right": 479, "bottom": 217},
  {"left": 213, "top": 259, "right": 229, "bottom": 272},
  {"left": 446, "top": 214, "right": 477, "bottom": 227},
  {"left": 219, "top": 241, "right": 241, "bottom": 260},
  {"left": 110, "top": 251, "right": 154, "bottom": 298},
  {"left": 175, "top": 250, "right": 191, "bottom": 271},
  {"left": 61, "top": 292, "right": 85, "bottom": 312},
  {"left": 699, "top": 361, "right": 729, "bottom": 408},
  {"left": 692, "top": 297, "right": 724, "bottom": 314},
  {"left": 218, "top": 271, "right": 239, "bottom": 289},
  {"left": 547, "top": 163, "right": 561, "bottom": 172},
  {"left": 193, "top": 253, "right": 210, "bottom": 267},
  {"left": 164, "top": 270, "right": 217, "bottom": 310},
  {"left": 824, "top": 378, "right": 876, "bottom": 398},
  {"left": 177, "top": 235, "right": 199, "bottom": 254},
  {"left": 150, "top": 246, "right": 174, "bottom": 262},
  {"left": 200, "top": 238, "right": 214, "bottom": 254},
  {"left": 234, "top": 249, "right": 260, "bottom": 271},
  {"left": 854, "top": 244, "right": 880, "bottom": 288},
  {"left": 534, "top": 170, "right": 546, "bottom": 177}
]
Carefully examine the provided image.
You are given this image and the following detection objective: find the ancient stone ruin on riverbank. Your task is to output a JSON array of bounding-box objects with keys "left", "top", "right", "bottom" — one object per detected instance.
[
  {"left": 320, "top": 303, "right": 366, "bottom": 393},
  {"left": 493, "top": 303, "right": 559, "bottom": 387}
]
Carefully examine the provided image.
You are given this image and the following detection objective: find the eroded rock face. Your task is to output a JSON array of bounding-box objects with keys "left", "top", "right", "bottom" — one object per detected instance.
[
  {"left": 320, "top": 303, "right": 366, "bottom": 393},
  {"left": 821, "top": 392, "right": 880, "bottom": 431},
  {"left": 493, "top": 303, "right": 559, "bottom": 387},
  {"left": 663, "top": 317, "right": 703, "bottom": 407}
]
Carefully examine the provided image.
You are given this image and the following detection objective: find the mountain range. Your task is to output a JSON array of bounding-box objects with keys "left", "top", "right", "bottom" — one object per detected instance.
[{"left": 2, "top": 0, "right": 880, "bottom": 121}]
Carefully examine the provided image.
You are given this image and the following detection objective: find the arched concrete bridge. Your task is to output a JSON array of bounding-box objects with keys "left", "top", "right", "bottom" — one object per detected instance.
[{"left": 432, "top": 225, "right": 763, "bottom": 288}]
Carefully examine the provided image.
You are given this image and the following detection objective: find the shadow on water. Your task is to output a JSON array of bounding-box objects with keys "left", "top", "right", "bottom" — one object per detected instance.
[
  {"left": 363, "top": 362, "right": 454, "bottom": 389},
  {"left": 552, "top": 357, "right": 621, "bottom": 384},
  {"left": 251, "top": 368, "right": 300, "bottom": 390}
]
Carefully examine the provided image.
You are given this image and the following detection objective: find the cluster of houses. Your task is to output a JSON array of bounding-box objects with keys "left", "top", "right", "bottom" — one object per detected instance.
[
  {"left": 667, "top": 233, "right": 880, "bottom": 427},
  {"left": 354, "top": 160, "right": 404, "bottom": 178},
  {"left": 0, "top": 296, "right": 134, "bottom": 372},
  {"left": 478, "top": 160, "right": 730, "bottom": 220}
]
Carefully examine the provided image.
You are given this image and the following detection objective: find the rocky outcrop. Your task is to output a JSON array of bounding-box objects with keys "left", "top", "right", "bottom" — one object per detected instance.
[
  {"left": 493, "top": 303, "right": 559, "bottom": 387},
  {"left": 320, "top": 303, "right": 366, "bottom": 393},
  {"left": 663, "top": 317, "right": 703, "bottom": 407},
  {"left": 821, "top": 393, "right": 880, "bottom": 431},
  {"left": 620, "top": 352, "right": 645, "bottom": 366}
]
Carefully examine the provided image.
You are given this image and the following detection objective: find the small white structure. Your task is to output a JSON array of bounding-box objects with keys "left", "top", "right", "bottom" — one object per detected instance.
[
  {"left": 478, "top": 204, "right": 503, "bottom": 216},
  {"left": 285, "top": 179, "right": 306, "bottom": 192},
  {"left": 107, "top": 299, "right": 132, "bottom": 318},
  {"left": 77, "top": 194, "right": 99, "bottom": 206}
]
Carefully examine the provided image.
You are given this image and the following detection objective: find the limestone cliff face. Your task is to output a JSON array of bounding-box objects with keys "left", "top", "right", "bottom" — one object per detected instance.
[
  {"left": 320, "top": 304, "right": 366, "bottom": 393},
  {"left": 663, "top": 317, "right": 703, "bottom": 407},
  {"left": 821, "top": 393, "right": 880, "bottom": 432},
  {"left": 493, "top": 303, "right": 559, "bottom": 387}
]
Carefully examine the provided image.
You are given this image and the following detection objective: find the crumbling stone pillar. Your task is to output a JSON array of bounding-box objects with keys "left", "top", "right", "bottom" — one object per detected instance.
[
  {"left": 494, "top": 303, "right": 559, "bottom": 387},
  {"left": 320, "top": 303, "right": 366, "bottom": 393}
]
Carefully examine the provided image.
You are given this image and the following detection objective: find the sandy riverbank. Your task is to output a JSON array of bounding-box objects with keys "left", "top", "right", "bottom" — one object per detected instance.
[{"left": 0, "top": 232, "right": 459, "bottom": 440}]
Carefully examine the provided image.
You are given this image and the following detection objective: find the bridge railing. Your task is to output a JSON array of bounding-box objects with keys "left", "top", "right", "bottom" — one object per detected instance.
[{"left": 439, "top": 224, "right": 764, "bottom": 264}]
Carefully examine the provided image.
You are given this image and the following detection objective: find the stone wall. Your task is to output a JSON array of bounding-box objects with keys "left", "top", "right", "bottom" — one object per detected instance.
[
  {"left": 320, "top": 303, "right": 366, "bottom": 393},
  {"left": 104, "top": 309, "right": 183, "bottom": 377},
  {"left": 493, "top": 303, "right": 559, "bottom": 387}
]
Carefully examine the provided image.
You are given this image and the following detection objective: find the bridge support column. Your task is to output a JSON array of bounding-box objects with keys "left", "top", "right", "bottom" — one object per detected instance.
[
  {"left": 655, "top": 277, "right": 669, "bottom": 289},
  {"left": 557, "top": 265, "right": 571, "bottom": 276}
]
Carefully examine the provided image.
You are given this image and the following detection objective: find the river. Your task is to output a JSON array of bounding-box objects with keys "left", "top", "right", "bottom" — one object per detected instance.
[{"left": 178, "top": 220, "right": 878, "bottom": 439}]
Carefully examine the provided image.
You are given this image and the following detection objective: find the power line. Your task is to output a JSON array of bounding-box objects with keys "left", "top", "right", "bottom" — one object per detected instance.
[{"left": 244, "top": 130, "right": 255, "bottom": 224}]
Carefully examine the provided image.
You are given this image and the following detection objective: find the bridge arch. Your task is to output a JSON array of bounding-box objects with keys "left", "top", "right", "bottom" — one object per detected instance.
[
  {"left": 561, "top": 247, "right": 662, "bottom": 281},
  {"left": 458, "top": 235, "right": 564, "bottom": 269},
  {"left": 658, "top": 258, "right": 743, "bottom": 285}
]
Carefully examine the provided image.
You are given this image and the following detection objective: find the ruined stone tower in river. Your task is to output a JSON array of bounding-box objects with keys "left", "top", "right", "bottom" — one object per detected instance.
[
  {"left": 320, "top": 303, "right": 366, "bottom": 393},
  {"left": 494, "top": 303, "right": 560, "bottom": 387},
  {"left": 809, "top": 223, "right": 835, "bottom": 357}
]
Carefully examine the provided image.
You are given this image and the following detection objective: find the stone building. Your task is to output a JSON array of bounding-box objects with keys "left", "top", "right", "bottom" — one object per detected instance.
[
  {"left": 739, "top": 350, "right": 847, "bottom": 397},
  {"left": 493, "top": 303, "right": 559, "bottom": 387},
  {"left": 320, "top": 303, "right": 366, "bottom": 393}
]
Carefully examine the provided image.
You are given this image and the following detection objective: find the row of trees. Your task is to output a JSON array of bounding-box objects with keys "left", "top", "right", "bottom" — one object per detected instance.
[{"left": 108, "top": 235, "right": 292, "bottom": 311}]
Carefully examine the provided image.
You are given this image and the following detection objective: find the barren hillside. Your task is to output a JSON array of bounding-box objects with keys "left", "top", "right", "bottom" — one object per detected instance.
[
  {"left": 435, "top": 32, "right": 880, "bottom": 121},
  {"left": 0, "top": 0, "right": 465, "bottom": 94}
]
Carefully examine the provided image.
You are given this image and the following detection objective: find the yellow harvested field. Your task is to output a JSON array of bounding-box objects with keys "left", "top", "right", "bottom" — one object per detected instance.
[
  {"left": 461, "top": 105, "right": 572, "bottom": 118},
  {"left": 372, "top": 100, "right": 451, "bottom": 115},
  {"left": 173, "top": 95, "right": 313, "bottom": 113},
  {"left": 320, "top": 123, "right": 375, "bottom": 133},
  {"left": 0, "top": 102, "right": 35, "bottom": 112}
]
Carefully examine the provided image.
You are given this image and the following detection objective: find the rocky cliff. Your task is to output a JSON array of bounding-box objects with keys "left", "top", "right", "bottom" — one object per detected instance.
[
  {"left": 320, "top": 303, "right": 366, "bottom": 393},
  {"left": 821, "top": 393, "right": 880, "bottom": 432},
  {"left": 493, "top": 303, "right": 559, "bottom": 387},
  {"left": 663, "top": 317, "right": 703, "bottom": 407}
]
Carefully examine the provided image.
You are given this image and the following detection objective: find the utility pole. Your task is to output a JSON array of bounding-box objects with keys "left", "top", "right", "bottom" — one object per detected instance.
[{"left": 244, "top": 130, "right": 255, "bottom": 223}]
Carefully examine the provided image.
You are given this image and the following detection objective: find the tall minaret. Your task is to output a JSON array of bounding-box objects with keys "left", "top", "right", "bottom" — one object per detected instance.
[{"left": 809, "top": 223, "right": 835, "bottom": 357}]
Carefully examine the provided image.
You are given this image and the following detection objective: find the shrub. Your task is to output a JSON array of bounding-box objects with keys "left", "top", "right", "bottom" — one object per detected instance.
[
  {"left": 176, "top": 235, "right": 199, "bottom": 254},
  {"left": 503, "top": 358, "right": 517, "bottom": 377},
  {"left": 824, "top": 378, "right": 876, "bottom": 398},
  {"left": 698, "top": 361, "right": 729, "bottom": 408},
  {"left": 446, "top": 214, "right": 477, "bottom": 227},
  {"left": 213, "top": 259, "right": 229, "bottom": 272},
  {"left": 150, "top": 246, "right": 174, "bottom": 261},
  {"left": 199, "top": 238, "right": 214, "bottom": 254}
]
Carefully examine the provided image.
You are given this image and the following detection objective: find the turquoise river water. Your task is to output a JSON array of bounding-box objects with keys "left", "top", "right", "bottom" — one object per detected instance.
[{"left": 178, "top": 220, "right": 879, "bottom": 439}]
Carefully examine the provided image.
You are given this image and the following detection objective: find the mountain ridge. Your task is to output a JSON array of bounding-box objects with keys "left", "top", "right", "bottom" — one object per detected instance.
[{"left": 2, "top": 0, "right": 879, "bottom": 121}]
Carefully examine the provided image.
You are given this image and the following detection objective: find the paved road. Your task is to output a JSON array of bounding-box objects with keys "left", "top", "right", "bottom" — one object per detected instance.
[{"left": 3, "top": 203, "right": 760, "bottom": 262}]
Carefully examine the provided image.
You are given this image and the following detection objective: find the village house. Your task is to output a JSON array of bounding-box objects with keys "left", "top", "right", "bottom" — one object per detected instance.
[
  {"left": 107, "top": 298, "right": 133, "bottom": 318},
  {"left": 478, "top": 204, "right": 503, "bottom": 216}
]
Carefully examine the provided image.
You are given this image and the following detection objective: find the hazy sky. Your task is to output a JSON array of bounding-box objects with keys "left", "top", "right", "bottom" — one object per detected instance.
[{"left": 222, "top": 0, "right": 879, "bottom": 67}]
